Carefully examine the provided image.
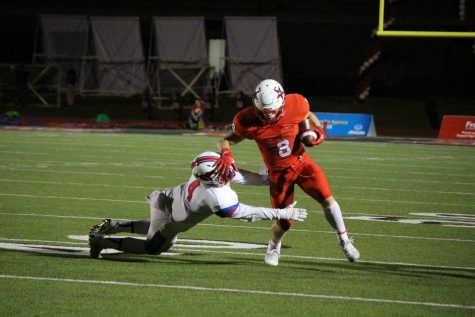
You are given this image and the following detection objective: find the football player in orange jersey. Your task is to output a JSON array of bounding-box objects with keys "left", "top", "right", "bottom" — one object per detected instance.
[{"left": 215, "top": 79, "right": 360, "bottom": 266}]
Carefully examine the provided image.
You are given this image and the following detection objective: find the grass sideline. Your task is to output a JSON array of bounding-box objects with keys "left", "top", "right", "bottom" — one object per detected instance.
[
  {"left": 2, "top": 95, "right": 474, "bottom": 137},
  {"left": 0, "top": 129, "right": 474, "bottom": 316}
]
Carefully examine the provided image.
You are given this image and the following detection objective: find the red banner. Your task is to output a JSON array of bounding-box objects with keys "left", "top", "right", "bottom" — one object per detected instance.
[{"left": 438, "top": 115, "right": 475, "bottom": 140}]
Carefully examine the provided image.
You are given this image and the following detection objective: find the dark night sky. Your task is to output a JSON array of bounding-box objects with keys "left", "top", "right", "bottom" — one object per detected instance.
[{"left": 1, "top": 0, "right": 474, "bottom": 98}]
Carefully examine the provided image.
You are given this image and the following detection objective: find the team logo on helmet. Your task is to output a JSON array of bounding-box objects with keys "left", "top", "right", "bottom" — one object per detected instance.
[{"left": 274, "top": 86, "right": 284, "bottom": 100}]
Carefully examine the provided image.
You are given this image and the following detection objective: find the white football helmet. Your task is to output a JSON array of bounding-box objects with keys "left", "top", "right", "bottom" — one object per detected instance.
[
  {"left": 253, "top": 79, "right": 285, "bottom": 123},
  {"left": 191, "top": 151, "right": 235, "bottom": 187}
]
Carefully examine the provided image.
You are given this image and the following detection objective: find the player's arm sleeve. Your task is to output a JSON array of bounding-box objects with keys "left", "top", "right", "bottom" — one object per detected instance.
[
  {"left": 231, "top": 168, "right": 269, "bottom": 186},
  {"left": 211, "top": 190, "right": 306, "bottom": 222},
  {"left": 227, "top": 203, "right": 288, "bottom": 222},
  {"left": 210, "top": 190, "right": 274, "bottom": 220}
]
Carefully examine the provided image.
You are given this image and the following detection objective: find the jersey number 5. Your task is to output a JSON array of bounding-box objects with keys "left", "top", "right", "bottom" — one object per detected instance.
[{"left": 277, "top": 139, "right": 291, "bottom": 157}]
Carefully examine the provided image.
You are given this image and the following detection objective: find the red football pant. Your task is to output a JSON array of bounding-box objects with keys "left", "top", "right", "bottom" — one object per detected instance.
[{"left": 268, "top": 152, "right": 332, "bottom": 231}]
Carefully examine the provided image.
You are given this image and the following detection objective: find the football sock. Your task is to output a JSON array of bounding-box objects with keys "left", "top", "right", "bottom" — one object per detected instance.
[
  {"left": 323, "top": 201, "right": 349, "bottom": 241},
  {"left": 268, "top": 239, "right": 281, "bottom": 251},
  {"left": 112, "top": 220, "right": 150, "bottom": 234},
  {"left": 129, "top": 220, "right": 150, "bottom": 234},
  {"left": 271, "top": 222, "right": 287, "bottom": 243},
  {"left": 101, "top": 237, "right": 147, "bottom": 254}
]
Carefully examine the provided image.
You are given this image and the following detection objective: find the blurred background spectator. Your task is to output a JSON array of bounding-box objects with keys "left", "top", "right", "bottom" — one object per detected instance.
[{"left": 188, "top": 99, "right": 205, "bottom": 130}]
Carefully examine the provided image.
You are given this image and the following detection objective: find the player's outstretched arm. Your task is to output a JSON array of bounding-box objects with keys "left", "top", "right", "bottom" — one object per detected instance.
[
  {"left": 217, "top": 131, "right": 245, "bottom": 150},
  {"left": 227, "top": 201, "right": 307, "bottom": 222},
  {"left": 231, "top": 168, "right": 269, "bottom": 186}
]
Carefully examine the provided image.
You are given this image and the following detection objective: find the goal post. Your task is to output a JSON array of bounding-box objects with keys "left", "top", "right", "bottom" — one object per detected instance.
[{"left": 377, "top": 0, "right": 475, "bottom": 38}]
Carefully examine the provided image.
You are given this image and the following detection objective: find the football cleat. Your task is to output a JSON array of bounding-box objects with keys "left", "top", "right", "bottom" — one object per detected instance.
[
  {"left": 264, "top": 240, "right": 281, "bottom": 266},
  {"left": 89, "top": 235, "right": 104, "bottom": 259},
  {"left": 340, "top": 238, "right": 360, "bottom": 263},
  {"left": 89, "top": 219, "right": 117, "bottom": 240}
]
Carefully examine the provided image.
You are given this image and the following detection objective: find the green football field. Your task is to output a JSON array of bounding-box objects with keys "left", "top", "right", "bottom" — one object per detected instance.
[{"left": 0, "top": 129, "right": 474, "bottom": 316}]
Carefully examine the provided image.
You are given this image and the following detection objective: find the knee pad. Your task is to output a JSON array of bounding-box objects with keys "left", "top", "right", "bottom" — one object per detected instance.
[
  {"left": 276, "top": 219, "right": 293, "bottom": 231},
  {"left": 146, "top": 231, "right": 167, "bottom": 255}
]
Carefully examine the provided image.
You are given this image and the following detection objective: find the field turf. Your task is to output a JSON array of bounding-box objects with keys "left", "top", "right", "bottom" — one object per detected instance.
[{"left": 0, "top": 129, "right": 474, "bottom": 316}]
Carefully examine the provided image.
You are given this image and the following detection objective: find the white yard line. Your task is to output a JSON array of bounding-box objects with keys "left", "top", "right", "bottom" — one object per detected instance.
[
  {"left": 0, "top": 193, "right": 144, "bottom": 204},
  {"left": 1, "top": 178, "right": 473, "bottom": 196},
  {"left": 0, "top": 274, "right": 473, "bottom": 310},
  {"left": 2, "top": 191, "right": 473, "bottom": 208},
  {"left": 336, "top": 196, "right": 475, "bottom": 207},
  {"left": 1, "top": 154, "right": 474, "bottom": 167},
  {"left": 2, "top": 157, "right": 474, "bottom": 177},
  {"left": 1, "top": 212, "right": 474, "bottom": 243},
  {"left": 1, "top": 165, "right": 474, "bottom": 185},
  {"left": 196, "top": 223, "right": 475, "bottom": 243},
  {"left": 0, "top": 238, "right": 86, "bottom": 245},
  {"left": 1, "top": 137, "right": 472, "bottom": 154},
  {"left": 0, "top": 166, "right": 182, "bottom": 179},
  {"left": 331, "top": 185, "right": 475, "bottom": 195},
  {"left": 1, "top": 239, "right": 474, "bottom": 271},
  {"left": 332, "top": 174, "right": 475, "bottom": 186},
  {"left": 324, "top": 166, "right": 475, "bottom": 178},
  {"left": 171, "top": 248, "right": 475, "bottom": 272},
  {"left": 2, "top": 149, "right": 473, "bottom": 172},
  {"left": 0, "top": 212, "right": 130, "bottom": 220},
  {"left": 0, "top": 179, "right": 155, "bottom": 190}
]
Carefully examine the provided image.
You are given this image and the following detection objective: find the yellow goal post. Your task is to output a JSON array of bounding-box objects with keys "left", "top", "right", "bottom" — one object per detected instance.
[{"left": 377, "top": 0, "right": 475, "bottom": 38}]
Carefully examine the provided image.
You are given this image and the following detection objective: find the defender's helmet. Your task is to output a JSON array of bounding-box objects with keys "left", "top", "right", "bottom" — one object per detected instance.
[
  {"left": 191, "top": 151, "right": 236, "bottom": 187},
  {"left": 252, "top": 79, "right": 285, "bottom": 123}
]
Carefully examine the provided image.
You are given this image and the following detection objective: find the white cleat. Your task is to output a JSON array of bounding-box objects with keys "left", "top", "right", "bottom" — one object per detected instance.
[
  {"left": 264, "top": 241, "right": 281, "bottom": 266},
  {"left": 340, "top": 238, "right": 360, "bottom": 263}
]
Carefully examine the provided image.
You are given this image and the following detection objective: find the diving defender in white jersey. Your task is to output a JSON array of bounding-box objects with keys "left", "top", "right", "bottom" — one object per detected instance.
[{"left": 89, "top": 151, "right": 307, "bottom": 258}]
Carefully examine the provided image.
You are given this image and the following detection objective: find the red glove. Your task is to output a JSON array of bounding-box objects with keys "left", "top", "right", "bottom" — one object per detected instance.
[
  {"left": 311, "top": 126, "right": 326, "bottom": 146},
  {"left": 214, "top": 148, "right": 238, "bottom": 176}
]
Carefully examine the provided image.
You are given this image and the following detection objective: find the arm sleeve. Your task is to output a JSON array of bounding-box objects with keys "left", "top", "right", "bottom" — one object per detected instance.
[
  {"left": 228, "top": 203, "right": 283, "bottom": 222},
  {"left": 231, "top": 168, "right": 269, "bottom": 186}
]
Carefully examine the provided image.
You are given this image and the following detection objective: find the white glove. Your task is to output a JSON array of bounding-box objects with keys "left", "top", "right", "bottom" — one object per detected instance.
[{"left": 277, "top": 201, "right": 308, "bottom": 222}]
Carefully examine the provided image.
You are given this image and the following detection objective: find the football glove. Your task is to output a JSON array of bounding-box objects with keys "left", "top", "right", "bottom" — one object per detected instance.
[
  {"left": 310, "top": 126, "right": 326, "bottom": 146},
  {"left": 277, "top": 201, "right": 308, "bottom": 222},
  {"left": 214, "top": 148, "right": 238, "bottom": 176}
]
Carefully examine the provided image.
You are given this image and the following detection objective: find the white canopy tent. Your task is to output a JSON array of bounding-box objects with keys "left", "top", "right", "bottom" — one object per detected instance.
[
  {"left": 33, "top": 15, "right": 147, "bottom": 99},
  {"left": 81, "top": 16, "right": 147, "bottom": 96},
  {"left": 33, "top": 14, "right": 89, "bottom": 86},
  {"left": 148, "top": 16, "right": 215, "bottom": 105},
  {"left": 224, "top": 16, "right": 283, "bottom": 95}
]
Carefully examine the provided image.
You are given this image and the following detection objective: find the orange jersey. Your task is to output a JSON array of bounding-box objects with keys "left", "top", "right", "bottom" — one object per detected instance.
[{"left": 233, "top": 94, "right": 309, "bottom": 170}]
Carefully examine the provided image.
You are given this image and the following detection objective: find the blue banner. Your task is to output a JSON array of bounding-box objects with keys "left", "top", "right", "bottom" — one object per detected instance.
[{"left": 314, "top": 112, "right": 377, "bottom": 137}]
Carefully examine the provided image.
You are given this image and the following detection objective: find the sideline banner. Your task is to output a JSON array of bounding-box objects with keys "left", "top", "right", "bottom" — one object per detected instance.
[
  {"left": 438, "top": 115, "right": 475, "bottom": 140},
  {"left": 314, "top": 112, "right": 377, "bottom": 137}
]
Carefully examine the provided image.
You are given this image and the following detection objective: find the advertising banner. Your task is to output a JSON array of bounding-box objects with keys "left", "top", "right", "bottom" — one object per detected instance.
[
  {"left": 314, "top": 112, "right": 377, "bottom": 137},
  {"left": 438, "top": 115, "right": 475, "bottom": 140}
]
